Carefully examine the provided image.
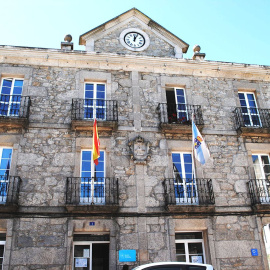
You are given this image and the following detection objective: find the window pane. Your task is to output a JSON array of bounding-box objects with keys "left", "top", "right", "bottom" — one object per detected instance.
[
  {"left": 85, "top": 84, "right": 94, "bottom": 91},
  {"left": 82, "top": 151, "right": 91, "bottom": 161},
  {"left": 172, "top": 153, "right": 180, "bottom": 163},
  {"left": 97, "top": 84, "right": 105, "bottom": 92},
  {"left": 176, "top": 232, "right": 203, "bottom": 240},
  {"left": 2, "top": 149, "right": 12, "bottom": 159}
]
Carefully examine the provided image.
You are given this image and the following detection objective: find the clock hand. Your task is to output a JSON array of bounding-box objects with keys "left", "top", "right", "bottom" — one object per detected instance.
[{"left": 133, "top": 33, "right": 138, "bottom": 42}]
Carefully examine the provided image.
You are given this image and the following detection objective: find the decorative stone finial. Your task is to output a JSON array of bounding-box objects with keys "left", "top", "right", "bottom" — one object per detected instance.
[
  {"left": 192, "top": 44, "right": 205, "bottom": 60},
  {"left": 61, "top": 34, "right": 73, "bottom": 50},
  {"left": 64, "top": 34, "right": 72, "bottom": 43},
  {"left": 193, "top": 45, "right": 201, "bottom": 53}
]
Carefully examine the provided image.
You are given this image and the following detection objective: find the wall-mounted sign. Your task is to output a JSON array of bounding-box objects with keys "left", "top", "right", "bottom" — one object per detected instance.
[
  {"left": 251, "top": 249, "right": 258, "bottom": 256},
  {"left": 119, "top": 250, "right": 136, "bottom": 262},
  {"left": 89, "top": 222, "right": 95, "bottom": 226}
]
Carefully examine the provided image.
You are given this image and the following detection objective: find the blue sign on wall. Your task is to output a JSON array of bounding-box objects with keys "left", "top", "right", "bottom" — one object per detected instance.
[
  {"left": 251, "top": 249, "right": 258, "bottom": 256},
  {"left": 89, "top": 222, "right": 95, "bottom": 226},
  {"left": 119, "top": 250, "right": 136, "bottom": 262}
]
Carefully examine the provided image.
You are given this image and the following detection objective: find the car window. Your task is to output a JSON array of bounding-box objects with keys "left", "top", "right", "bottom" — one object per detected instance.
[
  {"left": 147, "top": 266, "right": 184, "bottom": 270},
  {"left": 188, "top": 267, "right": 206, "bottom": 270}
]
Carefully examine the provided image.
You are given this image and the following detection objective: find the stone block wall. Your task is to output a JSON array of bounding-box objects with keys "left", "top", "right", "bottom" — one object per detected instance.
[{"left": 0, "top": 59, "right": 269, "bottom": 269}]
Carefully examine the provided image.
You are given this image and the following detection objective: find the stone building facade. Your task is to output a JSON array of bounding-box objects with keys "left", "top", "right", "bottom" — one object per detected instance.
[{"left": 0, "top": 7, "right": 270, "bottom": 270}]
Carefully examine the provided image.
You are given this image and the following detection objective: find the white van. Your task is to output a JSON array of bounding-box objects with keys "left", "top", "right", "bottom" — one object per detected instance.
[{"left": 131, "top": 262, "right": 214, "bottom": 270}]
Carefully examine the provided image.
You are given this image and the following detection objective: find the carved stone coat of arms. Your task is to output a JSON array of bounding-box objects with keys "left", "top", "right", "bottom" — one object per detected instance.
[{"left": 128, "top": 136, "right": 151, "bottom": 164}]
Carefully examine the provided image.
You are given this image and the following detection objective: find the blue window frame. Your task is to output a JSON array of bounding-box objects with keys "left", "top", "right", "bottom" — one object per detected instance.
[
  {"left": 172, "top": 152, "right": 197, "bottom": 204},
  {"left": 0, "top": 148, "right": 12, "bottom": 203},
  {"left": 84, "top": 83, "right": 106, "bottom": 120},
  {"left": 238, "top": 92, "right": 261, "bottom": 127},
  {"left": 81, "top": 150, "right": 105, "bottom": 204},
  {"left": 0, "top": 78, "right": 23, "bottom": 116}
]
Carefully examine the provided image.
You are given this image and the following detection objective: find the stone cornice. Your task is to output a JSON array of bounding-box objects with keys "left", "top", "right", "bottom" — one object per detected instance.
[{"left": 0, "top": 46, "right": 269, "bottom": 81}]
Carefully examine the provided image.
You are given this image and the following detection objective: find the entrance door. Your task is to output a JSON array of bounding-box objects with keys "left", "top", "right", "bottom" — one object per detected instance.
[{"left": 73, "top": 242, "right": 109, "bottom": 270}]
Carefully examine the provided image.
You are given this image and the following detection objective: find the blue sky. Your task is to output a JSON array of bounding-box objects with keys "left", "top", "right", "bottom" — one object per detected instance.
[{"left": 1, "top": 0, "right": 269, "bottom": 66}]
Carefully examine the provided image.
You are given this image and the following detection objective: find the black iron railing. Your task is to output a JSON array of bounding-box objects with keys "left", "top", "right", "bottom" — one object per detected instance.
[
  {"left": 0, "top": 176, "right": 21, "bottom": 205},
  {"left": 163, "top": 178, "right": 215, "bottom": 205},
  {"left": 233, "top": 107, "right": 270, "bottom": 129},
  {"left": 158, "top": 104, "right": 203, "bottom": 125},
  {"left": 0, "top": 95, "right": 31, "bottom": 118},
  {"left": 66, "top": 177, "right": 119, "bottom": 205},
  {"left": 249, "top": 179, "right": 270, "bottom": 205},
  {"left": 71, "top": 99, "right": 118, "bottom": 121}
]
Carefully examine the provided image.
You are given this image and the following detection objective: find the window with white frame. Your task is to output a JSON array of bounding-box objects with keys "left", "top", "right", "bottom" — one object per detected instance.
[
  {"left": 0, "top": 233, "right": 6, "bottom": 270},
  {"left": 252, "top": 154, "right": 270, "bottom": 203},
  {"left": 0, "top": 148, "right": 12, "bottom": 204},
  {"left": 175, "top": 232, "right": 206, "bottom": 264},
  {"left": 80, "top": 150, "right": 105, "bottom": 204},
  {"left": 238, "top": 92, "right": 261, "bottom": 127},
  {"left": 166, "top": 87, "right": 188, "bottom": 123},
  {"left": 0, "top": 78, "right": 23, "bottom": 117},
  {"left": 84, "top": 83, "right": 106, "bottom": 120},
  {"left": 73, "top": 234, "right": 110, "bottom": 270},
  {"left": 172, "top": 152, "right": 197, "bottom": 204}
]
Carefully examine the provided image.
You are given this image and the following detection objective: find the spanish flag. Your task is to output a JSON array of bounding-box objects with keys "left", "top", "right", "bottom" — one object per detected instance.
[{"left": 92, "top": 119, "right": 100, "bottom": 165}]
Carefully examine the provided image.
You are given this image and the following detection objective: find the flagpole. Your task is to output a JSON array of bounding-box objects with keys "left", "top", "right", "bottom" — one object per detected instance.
[
  {"left": 191, "top": 113, "right": 195, "bottom": 204},
  {"left": 91, "top": 150, "right": 95, "bottom": 205}
]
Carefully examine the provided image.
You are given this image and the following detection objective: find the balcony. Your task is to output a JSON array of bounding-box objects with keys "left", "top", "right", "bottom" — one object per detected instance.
[
  {"left": 71, "top": 99, "right": 118, "bottom": 132},
  {"left": 0, "top": 95, "right": 31, "bottom": 131},
  {"left": 157, "top": 104, "right": 203, "bottom": 135},
  {"left": 0, "top": 176, "right": 21, "bottom": 212},
  {"left": 249, "top": 179, "right": 270, "bottom": 212},
  {"left": 163, "top": 178, "right": 215, "bottom": 213},
  {"left": 66, "top": 177, "right": 119, "bottom": 213},
  {"left": 233, "top": 107, "right": 270, "bottom": 137}
]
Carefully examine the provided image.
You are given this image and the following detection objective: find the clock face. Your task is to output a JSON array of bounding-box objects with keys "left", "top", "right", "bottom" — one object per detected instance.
[{"left": 124, "top": 32, "right": 145, "bottom": 48}]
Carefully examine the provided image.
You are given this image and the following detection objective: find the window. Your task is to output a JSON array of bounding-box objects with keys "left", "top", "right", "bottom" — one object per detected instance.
[
  {"left": 172, "top": 153, "right": 197, "bottom": 204},
  {"left": 80, "top": 150, "right": 105, "bottom": 204},
  {"left": 0, "top": 78, "right": 23, "bottom": 117},
  {"left": 252, "top": 154, "right": 270, "bottom": 202},
  {"left": 0, "top": 233, "right": 6, "bottom": 269},
  {"left": 166, "top": 88, "right": 188, "bottom": 123},
  {"left": 175, "top": 232, "right": 206, "bottom": 264},
  {"left": 0, "top": 148, "right": 12, "bottom": 203},
  {"left": 73, "top": 234, "right": 109, "bottom": 270},
  {"left": 238, "top": 92, "right": 261, "bottom": 127},
  {"left": 84, "top": 83, "right": 106, "bottom": 120}
]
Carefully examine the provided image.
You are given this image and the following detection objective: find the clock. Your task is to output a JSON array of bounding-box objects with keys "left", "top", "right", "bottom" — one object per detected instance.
[
  {"left": 124, "top": 32, "right": 145, "bottom": 48},
  {"left": 120, "top": 28, "right": 150, "bottom": 51}
]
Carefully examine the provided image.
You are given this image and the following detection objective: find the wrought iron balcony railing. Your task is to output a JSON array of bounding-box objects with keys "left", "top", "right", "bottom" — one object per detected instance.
[
  {"left": 233, "top": 107, "right": 270, "bottom": 130},
  {"left": 163, "top": 178, "right": 215, "bottom": 205},
  {"left": 0, "top": 176, "right": 21, "bottom": 205},
  {"left": 158, "top": 104, "right": 203, "bottom": 125},
  {"left": 71, "top": 99, "right": 118, "bottom": 121},
  {"left": 66, "top": 177, "right": 119, "bottom": 205},
  {"left": 248, "top": 179, "right": 270, "bottom": 205},
  {"left": 0, "top": 95, "right": 31, "bottom": 118}
]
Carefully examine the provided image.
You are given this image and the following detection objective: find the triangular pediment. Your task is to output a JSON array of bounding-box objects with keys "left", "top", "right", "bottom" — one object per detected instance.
[{"left": 79, "top": 8, "right": 189, "bottom": 58}]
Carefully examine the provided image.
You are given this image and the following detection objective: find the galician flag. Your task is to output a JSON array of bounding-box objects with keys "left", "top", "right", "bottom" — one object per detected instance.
[
  {"left": 192, "top": 120, "right": 210, "bottom": 165},
  {"left": 92, "top": 119, "right": 100, "bottom": 165}
]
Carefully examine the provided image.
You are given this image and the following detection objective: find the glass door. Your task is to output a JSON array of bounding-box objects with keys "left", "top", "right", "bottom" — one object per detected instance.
[
  {"left": 238, "top": 92, "right": 261, "bottom": 127},
  {"left": 172, "top": 153, "right": 197, "bottom": 204},
  {"left": 80, "top": 151, "right": 105, "bottom": 204},
  {"left": 84, "top": 83, "right": 106, "bottom": 120},
  {"left": 175, "top": 232, "right": 205, "bottom": 264},
  {"left": 73, "top": 242, "right": 109, "bottom": 270},
  {"left": 0, "top": 78, "right": 23, "bottom": 117},
  {"left": 174, "top": 88, "right": 188, "bottom": 123},
  {"left": 252, "top": 154, "right": 270, "bottom": 203}
]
